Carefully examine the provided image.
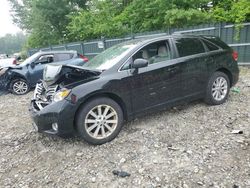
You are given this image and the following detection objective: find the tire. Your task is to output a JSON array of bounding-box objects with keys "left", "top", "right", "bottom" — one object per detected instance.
[
  {"left": 205, "top": 71, "right": 230, "bottom": 105},
  {"left": 76, "top": 97, "right": 124, "bottom": 145},
  {"left": 10, "top": 78, "right": 30, "bottom": 95}
]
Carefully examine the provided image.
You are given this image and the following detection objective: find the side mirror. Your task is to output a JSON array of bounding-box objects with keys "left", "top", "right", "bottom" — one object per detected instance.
[
  {"left": 30, "top": 62, "right": 35, "bottom": 68},
  {"left": 132, "top": 58, "right": 148, "bottom": 69}
]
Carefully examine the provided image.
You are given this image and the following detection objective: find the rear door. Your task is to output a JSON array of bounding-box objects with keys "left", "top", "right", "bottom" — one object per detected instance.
[{"left": 173, "top": 37, "right": 209, "bottom": 98}]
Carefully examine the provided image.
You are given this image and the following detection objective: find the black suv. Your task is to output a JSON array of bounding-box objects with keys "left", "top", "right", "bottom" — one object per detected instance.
[{"left": 30, "top": 35, "right": 239, "bottom": 145}]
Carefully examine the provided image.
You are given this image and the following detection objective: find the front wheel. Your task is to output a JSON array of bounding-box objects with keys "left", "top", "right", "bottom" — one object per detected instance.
[
  {"left": 10, "top": 79, "right": 30, "bottom": 95},
  {"left": 76, "top": 97, "right": 124, "bottom": 145},
  {"left": 205, "top": 71, "right": 230, "bottom": 105}
]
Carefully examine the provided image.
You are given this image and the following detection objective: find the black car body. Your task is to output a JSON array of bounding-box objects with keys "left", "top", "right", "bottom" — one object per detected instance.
[
  {"left": 30, "top": 35, "right": 239, "bottom": 145},
  {"left": 0, "top": 50, "right": 88, "bottom": 94}
]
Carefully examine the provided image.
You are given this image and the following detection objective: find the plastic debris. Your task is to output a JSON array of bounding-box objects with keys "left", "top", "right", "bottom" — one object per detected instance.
[
  {"left": 112, "top": 170, "right": 131, "bottom": 177},
  {"left": 231, "top": 130, "right": 243, "bottom": 134},
  {"left": 232, "top": 87, "right": 240, "bottom": 93}
]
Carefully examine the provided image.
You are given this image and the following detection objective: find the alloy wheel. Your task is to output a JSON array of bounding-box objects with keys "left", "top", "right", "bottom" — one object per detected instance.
[
  {"left": 84, "top": 105, "right": 118, "bottom": 139},
  {"left": 13, "top": 81, "right": 28, "bottom": 94},
  {"left": 211, "top": 76, "right": 228, "bottom": 101}
]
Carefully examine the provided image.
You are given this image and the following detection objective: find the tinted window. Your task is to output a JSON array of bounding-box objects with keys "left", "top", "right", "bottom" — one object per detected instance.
[
  {"left": 175, "top": 38, "right": 205, "bottom": 57},
  {"left": 56, "top": 53, "right": 73, "bottom": 61},
  {"left": 38, "top": 54, "right": 54, "bottom": 63},
  {"left": 202, "top": 39, "right": 219, "bottom": 51},
  {"left": 39, "top": 55, "right": 53, "bottom": 61},
  {"left": 121, "top": 40, "right": 172, "bottom": 70},
  {"left": 203, "top": 37, "right": 230, "bottom": 49}
]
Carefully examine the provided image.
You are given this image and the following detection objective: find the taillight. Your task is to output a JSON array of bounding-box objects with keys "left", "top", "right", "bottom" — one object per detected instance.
[
  {"left": 13, "top": 60, "right": 17, "bottom": 65},
  {"left": 79, "top": 54, "right": 89, "bottom": 62},
  {"left": 232, "top": 51, "right": 238, "bottom": 61}
]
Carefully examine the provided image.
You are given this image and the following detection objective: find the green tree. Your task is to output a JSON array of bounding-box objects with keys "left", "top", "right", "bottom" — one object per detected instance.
[
  {"left": 0, "top": 32, "right": 27, "bottom": 54},
  {"left": 8, "top": 0, "right": 88, "bottom": 48},
  {"left": 8, "top": 0, "right": 250, "bottom": 48},
  {"left": 213, "top": 0, "right": 250, "bottom": 23},
  {"left": 67, "top": 0, "right": 212, "bottom": 40},
  {"left": 67, "top": 0, "right": 129, "bottom": 40}
]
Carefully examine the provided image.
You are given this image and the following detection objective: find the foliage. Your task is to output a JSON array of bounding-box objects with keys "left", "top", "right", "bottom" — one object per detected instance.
[
  {"left": 67, "top": 0, "right": 130, "bottom": 41},
  {"left": 0, "top": 33, "right": 26, "bottom": 54},
  {"left": 8, "top": 0, "right": 88, "bottom": 48},
  {"left": 7, "top": 0, "right": 250, "bottom": 49},
  {"left": 212, "top": 0, "right": 250, "bottom": 40},
  {"left": 164, "top": 9, "right": 212, "bottom": 27},
  {"left": 67, "top": 0, "right": 212, "bottom": 40},
  {"left": 213, "top": 0, "right": 250, "bottom": 23}
]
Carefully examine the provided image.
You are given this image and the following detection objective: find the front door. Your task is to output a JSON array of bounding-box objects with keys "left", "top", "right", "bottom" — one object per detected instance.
[
  {"left": 121, "top": 39, "right": 183, "bottom": 115},
  {"left": 28, "top": 54, "right": 54, "bottom": 85}
]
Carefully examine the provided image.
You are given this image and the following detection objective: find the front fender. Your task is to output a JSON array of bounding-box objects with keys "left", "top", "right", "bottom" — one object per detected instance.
[
  {"left": 68, "top": 79, "right": 129, "bottom": 116},
  {"left": 5, "top": 70, "right": 30, "bottom": 89}
]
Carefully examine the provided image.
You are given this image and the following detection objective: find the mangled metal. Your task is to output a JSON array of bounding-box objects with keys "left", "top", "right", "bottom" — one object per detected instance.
[{"left": 32, "top": 64, "right": 101, "bottom": 111}]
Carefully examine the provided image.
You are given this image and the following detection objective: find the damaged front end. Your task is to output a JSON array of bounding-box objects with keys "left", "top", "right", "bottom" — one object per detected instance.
[
  {"left": 0, "top": 67, "right": 10, "bottom": 92},
  {"left": 32, "top": 81, "right": 59, "bottom": 110},
  {"left": 32, "top": 64, "right": 101, "bottom": 111}
]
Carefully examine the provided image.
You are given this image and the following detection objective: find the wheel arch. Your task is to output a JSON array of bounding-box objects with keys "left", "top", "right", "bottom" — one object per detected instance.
[
  {"left": 216, "top": 67, "right": 233, "bottom": 87},
  {"left": 8, "top": 73, "right": 29, "bottom": 88},
  {"left": 73, "top": 92, "right": 128, "bottom": 130}
]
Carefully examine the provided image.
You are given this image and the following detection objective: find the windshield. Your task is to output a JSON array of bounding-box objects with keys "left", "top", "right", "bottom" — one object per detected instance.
[
  {"left": 82, "top": 41, "right": 138, "bottom": 70},
  {"left": 21, "top": 53, "right": 40, "bottom": 66}
]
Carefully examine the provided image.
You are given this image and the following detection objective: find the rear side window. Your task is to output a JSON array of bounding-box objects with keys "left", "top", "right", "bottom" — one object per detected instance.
[
  {"left": 202, "top": 39, "right": 220, "bottom": 51},
  {"left": 55, "top": 53, "right": 73, "bottom": 61},
  {"left": 204, "top": 37, "right": 230, "bottom": 49},
  {"left": 175, "top": 38, "right": 205, "bottom": 57}
]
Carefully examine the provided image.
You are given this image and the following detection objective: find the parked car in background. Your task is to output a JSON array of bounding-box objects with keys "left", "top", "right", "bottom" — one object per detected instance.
[
  {"left": 0, "top": 57, "right": 19, "bottom": 68},
  {"left": 30, "top": 35, "right": 239, "bottom": 145},
  {"left": 0, "top": 50, "right": 88, "bottom": 95}
]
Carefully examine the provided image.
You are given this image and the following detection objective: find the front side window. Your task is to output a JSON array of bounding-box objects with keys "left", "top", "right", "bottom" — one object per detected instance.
[
  {"left": 175, "top": 38, "right": 205, "bottom": 57},
  {"left": 38, "top": 54, "right": 54, "bottom": 63},
  {"left": 121, "top": 40, "right": 172, "bottom": 70},
  {"left": 133, "top": 40, "right": 172, "bottom": 64}
]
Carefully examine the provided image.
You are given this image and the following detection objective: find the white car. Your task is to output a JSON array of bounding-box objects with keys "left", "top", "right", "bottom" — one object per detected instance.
[{"left": 0, "top": 58, "right": 18, "bottom": 68}]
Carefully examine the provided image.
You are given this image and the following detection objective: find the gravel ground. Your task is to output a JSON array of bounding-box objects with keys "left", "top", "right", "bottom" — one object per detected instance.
[{"left": 0, "top": 67, "right": 250, "bottom": 188}]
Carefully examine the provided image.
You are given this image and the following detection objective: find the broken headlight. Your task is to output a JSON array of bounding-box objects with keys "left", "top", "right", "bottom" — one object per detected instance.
[{"left": 53, "top": 88, "right": 71, "bottom": 102}]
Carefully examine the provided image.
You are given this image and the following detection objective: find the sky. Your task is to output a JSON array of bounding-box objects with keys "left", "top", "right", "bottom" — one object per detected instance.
[{"left": 0, "top": 0, "right": 22, "bottom": 37}]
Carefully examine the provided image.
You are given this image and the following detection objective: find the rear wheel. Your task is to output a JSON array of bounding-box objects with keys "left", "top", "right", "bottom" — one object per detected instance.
[
  {"left": 205, "top": 71, "right": 230, "bottom": 105},
  {"left": 76, "top": 97, "right": 124, "bottom": 145},
  {"left": 10, "top": 78, "right": 30, "bottom": 95}
]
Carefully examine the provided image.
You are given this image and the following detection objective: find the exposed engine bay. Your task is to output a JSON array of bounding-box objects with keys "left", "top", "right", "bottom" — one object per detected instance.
[
  {"left": 32, "top": 81, "right": 59, "bottom": 110},
  {"left": 32, "top": 64, "right": 101, "bottom": 111}
]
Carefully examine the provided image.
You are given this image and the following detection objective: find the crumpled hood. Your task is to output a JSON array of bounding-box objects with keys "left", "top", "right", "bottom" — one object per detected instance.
[
  {"left": 43, "top": 64, "right": 102, "bottom": 87},
  {"left": 0, "top": 65, "right": 22, "bottom": 72}
]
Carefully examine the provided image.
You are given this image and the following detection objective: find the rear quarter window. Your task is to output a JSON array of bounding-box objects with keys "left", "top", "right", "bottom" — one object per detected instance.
[
  {"left": 202, "top": 39, "right": 220, "bottom": 51},
  {"left": 174, "top": 38, "right": 205, "bottom": 57},
  {"left": 55, "top": 53, "right": 73, "bottom": 62},
  {"left": 203, "top": 37, "right": 230, "bottom": 49}
]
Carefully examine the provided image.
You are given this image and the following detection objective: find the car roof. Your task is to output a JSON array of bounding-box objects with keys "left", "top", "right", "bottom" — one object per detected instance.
[
  {"left": 121, "top": 34, "right": 214, "bottom": 46},
  {"left": 36, "top": 50, "right": 77, "bottom": 55}
]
